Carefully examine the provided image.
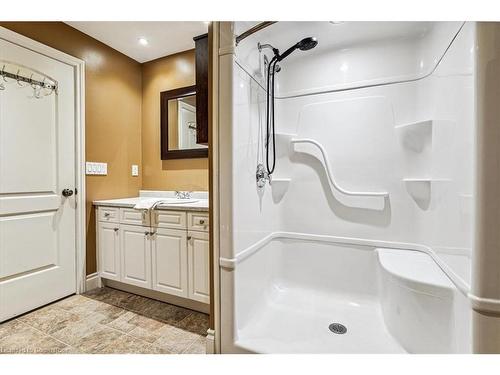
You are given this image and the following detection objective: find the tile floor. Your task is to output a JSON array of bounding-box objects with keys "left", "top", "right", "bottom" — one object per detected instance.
[{"left": 0, "top": 287, "right": 209, "bottom": 354}]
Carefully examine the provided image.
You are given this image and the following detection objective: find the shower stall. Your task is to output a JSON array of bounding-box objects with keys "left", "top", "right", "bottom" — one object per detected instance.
[{"left": 214, "top": 21, "right": 500, "bottom": 353}]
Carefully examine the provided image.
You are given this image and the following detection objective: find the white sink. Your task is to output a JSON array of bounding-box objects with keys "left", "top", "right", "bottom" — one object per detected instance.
[{"left": 157, "top": 198, "right": 199, "bottom": 205}]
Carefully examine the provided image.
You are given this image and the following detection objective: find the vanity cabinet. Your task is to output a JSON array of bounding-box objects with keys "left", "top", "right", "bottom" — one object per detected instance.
[{"left": 96, "top": 206, "right": 209, "bottom": 306}]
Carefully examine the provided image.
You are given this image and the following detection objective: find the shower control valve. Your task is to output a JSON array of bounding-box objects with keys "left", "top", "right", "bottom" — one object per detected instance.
[{"left": 256, "top": 163, "right": 270, "bottom": 188}]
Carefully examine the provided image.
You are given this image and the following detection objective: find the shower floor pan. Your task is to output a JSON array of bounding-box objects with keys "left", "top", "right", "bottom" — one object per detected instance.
[{"left": 235, "top": 286, "right": 405, "bottom": 354}]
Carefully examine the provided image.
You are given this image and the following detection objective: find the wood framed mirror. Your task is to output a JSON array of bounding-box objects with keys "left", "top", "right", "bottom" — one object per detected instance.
[{"left": 160, "top": 85, "right": 208, "bottom": 159}]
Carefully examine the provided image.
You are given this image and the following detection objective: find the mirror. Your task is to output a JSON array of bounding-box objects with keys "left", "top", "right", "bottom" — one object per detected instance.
[{"left": 160, "top": 85, "right": 208, "bottom": 159}]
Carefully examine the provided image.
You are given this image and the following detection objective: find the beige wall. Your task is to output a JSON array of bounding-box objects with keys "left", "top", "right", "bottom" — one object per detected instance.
[
  {"left": 142, "top": 50, "right": 209, "bottom": 191},
  {"left": 0, "top": 22, "right": 143, "bottom": 275}
]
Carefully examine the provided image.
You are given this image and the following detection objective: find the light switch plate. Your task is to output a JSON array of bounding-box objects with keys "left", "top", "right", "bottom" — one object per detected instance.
[
  {"left": 131, "top": 165, "right": 139, "bottom": 177},
  {"left": 86, "top": 162, "right": 108, "bottom": 175}
]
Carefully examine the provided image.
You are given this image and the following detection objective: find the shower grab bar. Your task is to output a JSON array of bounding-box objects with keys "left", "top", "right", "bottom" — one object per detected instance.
[
  {"left": 235, "top": 22, "right": 277, "bottom": 45},
  {"left": 291, "top": 138, "right": 389, "bottom": 197}
]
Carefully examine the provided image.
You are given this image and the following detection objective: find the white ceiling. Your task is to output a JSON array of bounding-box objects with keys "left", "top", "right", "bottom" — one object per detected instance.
[{"left": 65, "top": 22, "right": 208, "bottom": 63}]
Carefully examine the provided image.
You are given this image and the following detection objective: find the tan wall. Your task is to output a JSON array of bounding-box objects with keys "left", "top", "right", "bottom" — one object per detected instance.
[
  {"left": 142, "top": 50, "right": 209, "bottom": 191},
  {"left": 0, "top": 22, "right": 143, "bottom": 275}
]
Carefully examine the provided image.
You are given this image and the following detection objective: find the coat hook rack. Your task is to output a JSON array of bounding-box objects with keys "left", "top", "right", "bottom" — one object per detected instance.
[{"left": 0, "top": 62, "right": 58, "bottom": 97}]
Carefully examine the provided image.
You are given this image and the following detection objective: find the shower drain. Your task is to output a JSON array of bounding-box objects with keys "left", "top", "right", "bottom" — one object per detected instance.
[{"left": 328, "top": 323, "right": 347, "bottom": 335}]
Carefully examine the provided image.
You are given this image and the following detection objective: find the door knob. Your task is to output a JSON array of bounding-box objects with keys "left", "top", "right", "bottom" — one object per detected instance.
[{"left": 62, "top": 189, "right": 74, "bottom": 197}]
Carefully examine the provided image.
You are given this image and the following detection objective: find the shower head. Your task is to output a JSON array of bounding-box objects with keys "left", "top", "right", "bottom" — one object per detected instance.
[
  {"left": 297, "top": 37, "right": 318, "bottom": 51},
  {"left": 277, "top": 37, "right": 318, "bottom": 61}
]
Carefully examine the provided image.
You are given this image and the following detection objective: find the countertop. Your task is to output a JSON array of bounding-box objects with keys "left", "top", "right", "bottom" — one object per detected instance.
[{"left": 93, "top": 197, "right": 209, "bottom": 212}]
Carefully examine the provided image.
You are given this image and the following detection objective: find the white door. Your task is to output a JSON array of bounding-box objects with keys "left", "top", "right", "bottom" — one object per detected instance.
[
  {"left": 0, "top": 39, "right": 77, "bottom": 322},
  {"left": 98, "top": 222, "right": 120, "bottom": 281},
  {"left": 187, "top": 231, "right": 210, "bottom": 304},
  {"left": 178, "top": 101, "right": 202, "bottom": 149},
  {"left": 151, "top": 228, "right": 188, "bottom": 297},
  {"left": 120, "top": 224, "right": 151, "bottom": 289}
]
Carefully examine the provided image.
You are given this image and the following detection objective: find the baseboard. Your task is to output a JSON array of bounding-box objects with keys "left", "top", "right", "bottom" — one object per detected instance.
[
  {"left": 103, "top": 278, "right": 210, "bottom": 314},
  {"left": 85, "top": 272, "right": 101, "bottom": 291},
  {"left": 206, "top": 329, "right": 216, "bottom": 354}
]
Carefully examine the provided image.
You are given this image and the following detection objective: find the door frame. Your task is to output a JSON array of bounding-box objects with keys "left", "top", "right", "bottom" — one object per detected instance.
[{"left": 0, "top": 27, "right": 87, "bottom": 295}]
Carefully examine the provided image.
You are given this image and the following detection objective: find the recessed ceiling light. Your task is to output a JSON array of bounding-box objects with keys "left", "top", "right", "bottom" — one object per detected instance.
[{"left": 138, "top": 37, "right": 149, "bottom": 46}]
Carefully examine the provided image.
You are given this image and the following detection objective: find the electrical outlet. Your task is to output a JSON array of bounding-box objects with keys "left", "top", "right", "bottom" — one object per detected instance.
[
  {"left": 86, "top": 162, "right": 108, "bottom": 175},
  {"left": 131, "top": 165, "right": 139, "bottom": 177}
]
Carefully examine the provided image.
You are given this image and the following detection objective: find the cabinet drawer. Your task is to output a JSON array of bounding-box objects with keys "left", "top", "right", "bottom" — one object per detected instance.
[
  {"left": 153, "top": 210, "right": 186, "bottom": 229},
  {"left": 98, "top": 207, "right": 119, "bottom": 223},
  {"left": 120, "top": 208, "right": 149, "bottom": 226},
  {"left": 188, "top": 212, "right": 209, "bottom": 232}
]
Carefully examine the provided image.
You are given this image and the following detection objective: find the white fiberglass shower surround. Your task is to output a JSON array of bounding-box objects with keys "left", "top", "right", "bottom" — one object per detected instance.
[{"left": 215, "top": 22, "right": 500, "bottom": 353}]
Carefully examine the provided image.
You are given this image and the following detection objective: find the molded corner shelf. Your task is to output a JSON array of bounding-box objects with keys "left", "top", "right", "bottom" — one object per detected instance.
[
  {"left": 403, "top": 178, "right": 450, "bottom": 210},
  {"left": 395, "top": 120, "right": 433, "bottom": 152},
  {"left": 271, "top": 178, "right": 291, "bottom": 203}
]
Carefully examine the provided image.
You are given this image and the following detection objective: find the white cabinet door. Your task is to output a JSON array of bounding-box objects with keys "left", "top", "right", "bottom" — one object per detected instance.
[
  {"left": 187, "top": 231, "right": 210, "bottom": 304},
  {"left": 120, "top": 224, "right": 151, "bottom": 289},
  {"left": 0, "top": 38, "right": 77, "bottom": 322},
  {"left": 151, "top": 228, "right": 188, "bottom": 297},
  {"left": 98, "top": 222, "right": 120, "bottom": 281}
]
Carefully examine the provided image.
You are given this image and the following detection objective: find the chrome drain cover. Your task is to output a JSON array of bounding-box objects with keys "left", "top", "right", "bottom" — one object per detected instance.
[{"left": 329, "top": 323, "right": 347, "bottom": 334}]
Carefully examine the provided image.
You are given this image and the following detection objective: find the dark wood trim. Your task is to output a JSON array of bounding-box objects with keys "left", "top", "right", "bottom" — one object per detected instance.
[
  {"left": 193, "top": 32, "right": 208, "bottom": 41},
  {"left": 207, "top": 25, "right": 215, "bottom": 332},
  {"left": 160, "top": 85, "right": 208, "bottom": 160},
  {"left": 194, "top": 33, "right": 209, "bottom": 145},
  {"left": 162, "top": 148, "right": 208, "bottom": 160}
]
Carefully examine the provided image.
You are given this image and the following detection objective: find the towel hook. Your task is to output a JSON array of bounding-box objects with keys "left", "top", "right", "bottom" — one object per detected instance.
[
  {"left": 29, "top": 74, "right": 42, "bottom": 99},
  {"left": 16, "top": 69, "right": 26, "bottom": 87},
  {"left": 0, "top": 65, "right": 7, "bottom": 82}
]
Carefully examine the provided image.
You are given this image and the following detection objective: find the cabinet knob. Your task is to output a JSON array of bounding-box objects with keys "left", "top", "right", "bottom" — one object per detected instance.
[
  {"left": 104, "top": 212, "right": 111, "bottom": 217},
  {"left": 114, "top": 227, "right": 119, "bottom": 232},
  {"left": 187, "top": 235, "right": 192, "bottom": 241},
  {"left": 144, "top": 231, "right": 150, "bottom": 236},
  {"left": 199, "top": 220, "right": 205, "bottom": 225}
]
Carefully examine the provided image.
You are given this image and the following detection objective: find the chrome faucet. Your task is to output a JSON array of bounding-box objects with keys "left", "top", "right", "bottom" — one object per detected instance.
[
  {"left": 175, "top": 191, "right": 192, "bottom": 199},
  {"left": 256, "top": 163, "right": 271, "bottom": 188}
]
